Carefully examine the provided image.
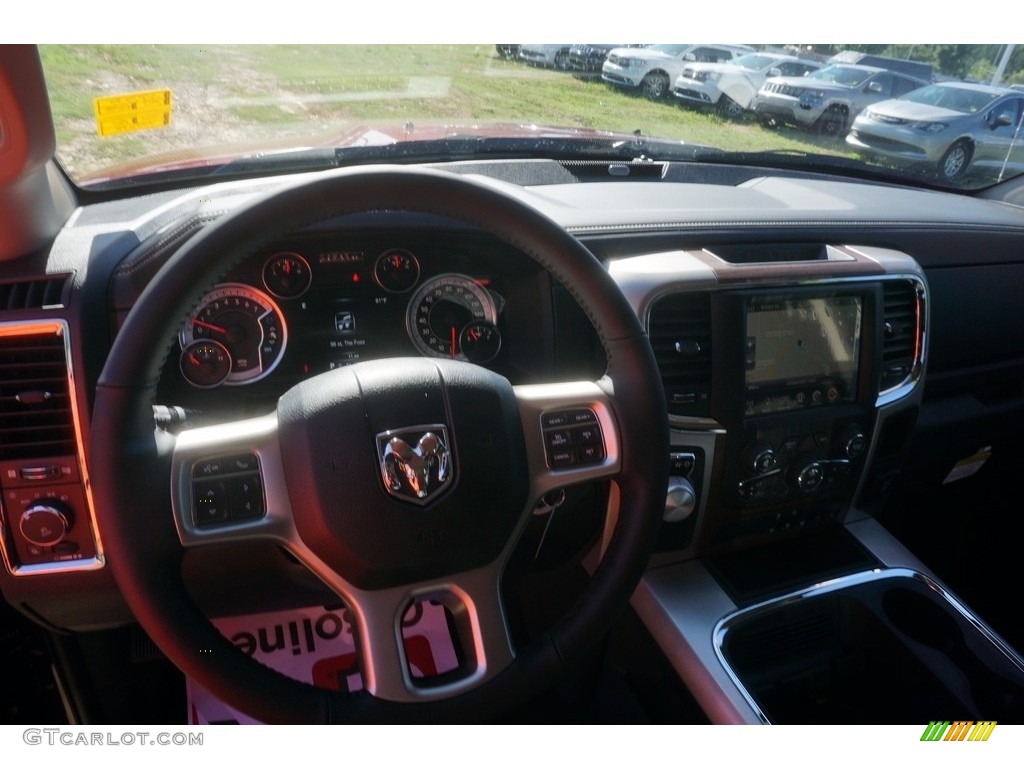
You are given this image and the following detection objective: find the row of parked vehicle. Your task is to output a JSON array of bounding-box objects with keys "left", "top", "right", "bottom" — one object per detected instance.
[{"left": 500, "top": 44, "right": 1024, "bottom": 183}]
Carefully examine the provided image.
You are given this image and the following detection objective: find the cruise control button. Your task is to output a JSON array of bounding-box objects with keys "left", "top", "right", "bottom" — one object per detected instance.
[
  {"left": 548, "top": 448, "right": 576, "bottom": 469},
  {"left": 578, "top": 443, "right": 605, "bottom": 463},
  {"left": 545, "top": 429, "right": 575, "bottom": 452},
  {"left": 574, "top": 424, "right": 602, "bottom": 447}
]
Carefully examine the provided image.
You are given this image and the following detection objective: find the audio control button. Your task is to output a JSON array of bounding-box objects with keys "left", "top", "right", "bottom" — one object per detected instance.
[{"left": 193, "top": 480, "right": 230, "bottom": 526}]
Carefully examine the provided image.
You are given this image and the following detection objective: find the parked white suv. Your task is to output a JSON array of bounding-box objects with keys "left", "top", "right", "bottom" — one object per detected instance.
[
  {"left": 673, "top": 52, "right": 821, "bottom": 118},
  {"left": 602, "top": 44, "right": 753, "bottom": 100}
]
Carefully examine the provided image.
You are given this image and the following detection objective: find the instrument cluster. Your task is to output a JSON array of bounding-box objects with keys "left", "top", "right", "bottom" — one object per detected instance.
[{"left": 158, "top": 228, "right": 555, "bottom": 410}]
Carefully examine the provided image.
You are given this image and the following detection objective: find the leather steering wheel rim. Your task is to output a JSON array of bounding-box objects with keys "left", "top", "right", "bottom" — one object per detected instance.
[{"left": 90, "top": 166, "right": 669, "bottom": 723}]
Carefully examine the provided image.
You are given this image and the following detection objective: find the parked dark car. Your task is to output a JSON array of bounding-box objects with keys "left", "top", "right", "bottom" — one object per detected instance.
[{"left": 567, "top": 44, "right": 633, "bottom": 74}]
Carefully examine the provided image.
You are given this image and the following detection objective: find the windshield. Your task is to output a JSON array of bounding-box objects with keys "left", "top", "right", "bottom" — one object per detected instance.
[
  {"left": 732, "top": 54, "right": 777, "bottom": 71},
  {"left": 37, "top": 44, "right": 1024, "bottom": 192},
  {"left": 808, "top": 66, "right": 874, "bottom": 87},
  {"left": 902, "top": 83, "right": 1003, "bottom": 113},
  {"left": 644, "top": 44, "right": 690, "bottom": 56}
]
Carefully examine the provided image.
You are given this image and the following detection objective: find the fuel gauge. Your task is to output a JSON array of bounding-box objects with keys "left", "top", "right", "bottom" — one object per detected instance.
[{"left": 180, "top": 340, "right": 232, "bottom": 388}]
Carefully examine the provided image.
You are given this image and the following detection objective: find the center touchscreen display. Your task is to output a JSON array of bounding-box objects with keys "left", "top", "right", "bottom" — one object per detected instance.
[{"left": 745, "top": 295, "right": 861, "bottom": 415}]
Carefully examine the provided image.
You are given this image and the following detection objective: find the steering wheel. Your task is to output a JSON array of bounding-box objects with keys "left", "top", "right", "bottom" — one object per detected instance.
[{"left": 90, "top": 167, "right": 669, "bottom": 723}]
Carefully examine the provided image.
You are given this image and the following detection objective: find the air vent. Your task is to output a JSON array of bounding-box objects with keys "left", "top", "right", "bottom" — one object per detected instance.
[
  {"left": 647, "top": 291, "right": 712, "bottom": 417},
  {"left": 880, "top": 280, "right": 920, "bottom": 393},
  {"left": 0, "top": 276, "right": 68, "bottom": 311},
  {"left": 708, "top": 243, "right": 829, "bottom": 264},
  {"left": 560, "top": 160, "right": 667, "bottom": 181},
  {"left": 0, "top": 329, "right": 76, "bottom": 460}
]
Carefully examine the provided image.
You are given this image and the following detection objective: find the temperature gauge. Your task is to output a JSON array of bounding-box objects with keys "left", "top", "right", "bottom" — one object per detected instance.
[
  {"left": 179, "top": 340, "right": 232, "bottom": 388},
  {"left": 460, "top": 320, "right": 502, "bottom": 363}
]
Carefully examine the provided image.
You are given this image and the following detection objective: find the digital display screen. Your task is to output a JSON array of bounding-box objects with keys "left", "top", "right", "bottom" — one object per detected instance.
[{"left": 745, "top": 295, "right": 861, "bottom": 415}]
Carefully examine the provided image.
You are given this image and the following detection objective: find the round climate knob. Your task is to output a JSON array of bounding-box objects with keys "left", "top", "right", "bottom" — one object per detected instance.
[
  {"left": 837, "top": 425, "right": 866, "bottom": 460},
  {"left": 742, "top": 441, "right": 777, "bottom": 475},
  {"left": 788, "top": 457, "right": 824, "bottom": 493},
  {"left": 20, "top": 501, "right": 72, "bottom": 547},
  {"left": 664, "top": 476, "right": 697, "bottom": 523}
]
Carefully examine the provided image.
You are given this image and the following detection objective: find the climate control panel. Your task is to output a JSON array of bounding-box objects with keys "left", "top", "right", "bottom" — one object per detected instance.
[
  {"left": 733, "top": 420, "right": 867, "bottom": 507},
  {"left": 1, "top": 457, "right": 97, "bottom": 569}
]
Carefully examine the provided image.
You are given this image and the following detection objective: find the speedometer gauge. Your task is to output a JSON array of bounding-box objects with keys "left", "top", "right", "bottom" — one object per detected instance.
[
  {"left": 179, "top": 283, "right": 287, "bottom": 385},
  {"left": 406, "top": 273, "right": 497, "bottom": 360}
]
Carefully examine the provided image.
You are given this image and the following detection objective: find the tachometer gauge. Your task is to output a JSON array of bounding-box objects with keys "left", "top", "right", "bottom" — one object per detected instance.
[
  {"left": 406, "top": 273, "right": 497, "bottom": 359},
  {"left": 179, "top": 283, "right": 287, "bottom": 385},
  {"left": 179, "top": 340, "right": 232, "bottom": 388}
]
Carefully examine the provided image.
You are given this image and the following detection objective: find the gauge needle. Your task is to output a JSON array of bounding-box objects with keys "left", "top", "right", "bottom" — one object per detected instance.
[
  {"left": 450, "top": 326, "right": 457, "bottom": 359},
  {"left": 188, "top": 353, "right": 200, "bottom": 366},
  {"left": 192, "top": 318, "right": 227, "bottom": 334}
]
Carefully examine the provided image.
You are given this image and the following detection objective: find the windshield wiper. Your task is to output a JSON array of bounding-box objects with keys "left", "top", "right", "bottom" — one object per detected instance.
[{"left": 206, "top": 134, "right": 706, "bottom": 172}]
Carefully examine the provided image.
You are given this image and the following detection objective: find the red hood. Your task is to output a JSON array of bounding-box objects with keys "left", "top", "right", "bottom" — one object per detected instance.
[{"left": 75, "top": 123, "right": 647, "bottom": 185}]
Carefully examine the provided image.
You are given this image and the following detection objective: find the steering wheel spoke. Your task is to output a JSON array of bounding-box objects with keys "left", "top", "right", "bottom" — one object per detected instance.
[
  {"left": 323, "top": 565, "right": 515, "bottom": 703},
  {"left": 170, "top": 412, "right": 295, "bottom": 548},
  {"left": 514, "top": 380, "right": 622, "bottom": 502}
]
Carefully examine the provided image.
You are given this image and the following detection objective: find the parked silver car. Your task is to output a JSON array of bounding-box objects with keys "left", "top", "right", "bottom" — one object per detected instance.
[
  {"left": 602, "top": 44, "right": 753, "bottom": 100},
  {"left": 755, "top": 64, "right": 928, "bottom": 136},
  {"left": 672, "top": 52, "right": 821, "bottom": 118},
  {"left": 846, "top": 82, "right": 1024, "bottom": 183}
]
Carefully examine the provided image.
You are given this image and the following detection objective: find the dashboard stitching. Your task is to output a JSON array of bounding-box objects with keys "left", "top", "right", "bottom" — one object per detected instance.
[{"left": 566, "top": 221, "right": 1024, "bottom": 234}]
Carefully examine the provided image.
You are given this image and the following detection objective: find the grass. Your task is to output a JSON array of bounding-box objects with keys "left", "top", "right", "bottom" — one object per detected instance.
[{"left": 37, "top": 45, "right": 852, "bottom": 180}]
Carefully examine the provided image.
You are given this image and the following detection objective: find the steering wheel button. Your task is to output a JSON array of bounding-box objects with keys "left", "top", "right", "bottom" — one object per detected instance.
[
  {"left": 578, "top": 443, "right": 605, "bottom": 463},
  {"left": 225, "top": 453, "right": 259, "bottom": 473},
  {"left": 548, "top": 448, "right": 576, "bottom": 468},
  {"left": 192, "top": 479, "right": 229, "bottom": 526},
  {"left": 194, "top": 459, "right": 225, "bottom": 477},
  {"left": 227, "top": 474, "right": 265, "bottom": 521},
  {"left": 574, "top": 424, "right": 602, "bottom": 446},
  {"left": 545, "top": 429, "right": 574, "bottom": 452},
  {"left": 541, "top": 411, "right": 570, "bottom": 429},
  {"left": 568, "top": 409, "right": 598, "bottom": 425}
]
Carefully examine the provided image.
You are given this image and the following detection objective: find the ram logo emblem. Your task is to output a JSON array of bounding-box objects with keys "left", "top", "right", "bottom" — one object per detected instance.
[{"left": 376, "top": 426, "right": 452, "bottom": 505}]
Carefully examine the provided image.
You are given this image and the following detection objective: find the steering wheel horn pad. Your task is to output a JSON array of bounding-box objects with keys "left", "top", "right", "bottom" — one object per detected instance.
[{"left": 278, "top": 357, "right": 529, "bottom": 591}]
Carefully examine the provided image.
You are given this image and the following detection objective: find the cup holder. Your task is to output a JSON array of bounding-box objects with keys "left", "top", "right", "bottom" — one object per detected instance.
[{"left": 717, "top": 570, "right": 1024, "bottom": 723}]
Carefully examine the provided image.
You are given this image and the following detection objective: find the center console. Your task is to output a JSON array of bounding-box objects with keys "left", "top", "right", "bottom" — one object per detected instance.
[
  {"left": 611, "top": 244, "right": 925, "bottom": 559},
  {"left": 606, "top": 243, "right": 1024, "bottom": 724}
]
